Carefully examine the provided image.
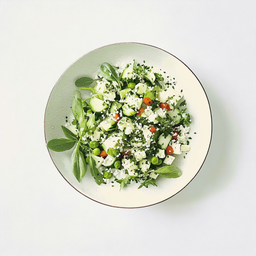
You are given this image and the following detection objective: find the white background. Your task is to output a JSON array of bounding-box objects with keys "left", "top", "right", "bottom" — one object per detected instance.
[{"left": 0, "top": 0, "right": 255, "bottom": 255}]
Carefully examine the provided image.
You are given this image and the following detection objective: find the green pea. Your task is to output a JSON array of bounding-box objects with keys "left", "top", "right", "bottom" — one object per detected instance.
[
  {"left": 86, "top": 156, "right": 90, "bottom": 163},
  {"left": 128, "top": 82, "right": 135, "bottom": 89},
  {"left": 104, "top": 171, "right": 112, "bottom": 179},
  {"left": 89, "top": 141, "right": 99, "bottom": 149},
  {"left": 93, "top": 148, "right": 100, "bottom": 156},
  {"left": 151, "top": 156, "right": 159, "bottom": 165},
  {"left": 144, "top": 91, "right": 156, "bottom": 100},
  {"left": 114, "top": 160, "right": 121, "bottom": 169},
  {"left": 157, "top": 159, "right": 162, "bottom": 165}
]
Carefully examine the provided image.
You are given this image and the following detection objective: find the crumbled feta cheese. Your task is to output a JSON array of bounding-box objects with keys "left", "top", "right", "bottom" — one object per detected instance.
[
  {"left": 181, "top": 145, "right": 190, "bottom": 152},
  {"left": 124, "top": 95, "right": 142, "bottom": 109},
  {"left": 94, "top": 81, "right": 107, "bottom": 93},
  {"left": 155, "top": 108, "right": 167, "bottom": 118},
  {"left": 171, "top": 142, "right": 181, "bottom": 154},
  {"left": 163, "top": 155, "right": 175, "bottom": 165},
  {"left": 149, "top": 171, "right": 159, "bottom": 179},
  {"left": 113, "top": 169, "right": 127, "bottom": 180},
  {"left": 139, "top": 159, "right": 150, "bottom": 172},
  {"left": 156, "top": 149, "right": 165, "bottom": 159},
  {"left": 134, "top": 151, "right": 146, "bottom": 161}
]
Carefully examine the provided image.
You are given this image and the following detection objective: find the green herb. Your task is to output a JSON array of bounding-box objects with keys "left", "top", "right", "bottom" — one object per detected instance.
[
  {"left": 120, "top": 175, "right": 130, "bottom": 190},
  {"left": 72, "top": 141, "right": 87, "bottom": 182},
  {"left": 75, "top": 77, "right": 95, "bottom": 88},
  {"left": 61, "top": 125, "right": 77, "bottom": 140},
  {"left": 100, "top": 62, "right": 120, "bottom": 84},
  {"left": 155, "top": 166, "right": 182, "bottom": 178},
  {"left": 138, "top": 178, "right": 157, "bottom": 189},
  {"left": 47, "top": 138, "right": 76, "bottom": 152},
  {"left": 88, "top": 156, "right": 105, "bottom": 185},
  {"left": 72, "top": 90, "right": 87, "bottom": 133}
]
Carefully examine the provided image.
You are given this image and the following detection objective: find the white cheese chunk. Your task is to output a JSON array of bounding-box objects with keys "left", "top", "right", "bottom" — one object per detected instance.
[
  {"left": 163, "top": 155, "right": 175, "bottom": 165},
  {"left": 134, "top": 151, "right": 146, "bottom": 161},
  {"left": 139, "top": 159, "right": 151, "bottom": 172},
  {"left": 156, "top": 149, "right": 165, "bottom": 159},
  {"left": 171, "top": 142, "right": 181, "bottom": 154},
  {"left": 149, "top": 171, "right": 159, "bottom": 179},
  {"left": 181, "top": 145, "right": 190, "bottom": 152}
]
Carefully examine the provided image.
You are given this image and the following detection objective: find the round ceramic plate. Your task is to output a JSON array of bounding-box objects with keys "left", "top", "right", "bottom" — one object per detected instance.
[{"left": 44, "top": 42, "right": 212, "bottom": 208}]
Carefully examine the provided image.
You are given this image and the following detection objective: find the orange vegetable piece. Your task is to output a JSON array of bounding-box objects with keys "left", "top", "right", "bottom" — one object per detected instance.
[
  {"left": 113, "top": 113, "right": 121, "bottom": 122},
  {"left": 136, "top": 107, "right": 145, "bottom": 116},
  {"left": 160, "top": 102, "right": 171, "bottom": 111},
  {"left": 149, "top": 126, "right": 156, "bottom": 133},
  {"left": 166, "top": 146, "right": 174, "bottom": 155},
  {"left": 172, "top": 131, "right": 179, "bottom": 140},
  {"left": 143, "top": 97, "right": 153, "bottom": 105},
  {"left": 100, "top": 150, "right": 107, "bottom": 158},
  {"left": 123, "top": 150, "right": 131, "bottom": 156}
]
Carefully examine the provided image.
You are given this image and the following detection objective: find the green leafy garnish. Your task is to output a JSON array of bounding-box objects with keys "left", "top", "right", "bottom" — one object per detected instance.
[
  {"left": 61, "top": 125, "right": 77, "bottom": 140},
  {"left": 155, "top": 166, "right": 182, "bottom": 178},
  {"left": 100, "top": 62, "right": 120, "bottom": 84},
  {"left": 72, "top": 90, "right": 87, "bottom": 133},
  {"left": 72, "top": 141, "right": 87, "bottom": 182},
  {"left": 75, "top": 77, "right": 95, "bottom": 88},
  {"left": 47, "top": 138, "right": 76, "bottom": 152},
  {"left": 88, "top": 156, "right": 105, "bottom": 185}
]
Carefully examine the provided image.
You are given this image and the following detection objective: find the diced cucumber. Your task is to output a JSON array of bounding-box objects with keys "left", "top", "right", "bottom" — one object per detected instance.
[
  {"left": 167, "top": 109, "right": 181, "bottom": 125},
  {"left": 144, "top": 72, "right": 155, "bottom": 83},
  {"left": 91, "top": 154, "right": 104, "bottom": 168},
  {"left": 117, "top": 117, "right": 134, "bottom": 135},
  {"left": 103, "top": 91, "right": 116, "bottom": 101},
  {"left": 92, "top": 128, "right": 104, "bottom": 141},
  {"left": 119, "top": 88, "right": 131, "bottom": 99},
  {"left": 103, "top": 155, "right": 116, "bottom": 167},
  {"left": 136, "top": 83, "right": 147, "bottom": 94},
  {"left": 90, "top": 96, "right": 107, "bottom": 112},
  {"left": 94, "top": 81, "right": 106, "bottom": 93},
  {"left": 155, "top": 107, "right": 167, "bottom": 118},
  {"left": 102, "top": 136, "right": 122, "bottom": 152},
  {"left": 122, "top": 104, "right": 136, "bottom": 116},
  {"left": 110, "top": 101, "right": 122, "bottom": 114},
  {"left": 99, "top": 117, "right": 116, "bottom": 131},
  {"left": 122, "top": 66, "right": 134, "bottom": 79},
  {"left": 158, "top": 133, "right": 172, "bottom": 150},
  {"left": 124, "top": 95, "right": 143, "bottom": 109}
]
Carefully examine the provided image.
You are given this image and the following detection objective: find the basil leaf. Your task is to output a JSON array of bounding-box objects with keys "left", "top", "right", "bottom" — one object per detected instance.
[
  {"left": 75, "top": 77, "right": 94, "bottom": 87},
  {"left": 72, "top": 90, "right": 87, "bottom": 132},
  {"left": 88, "top": 156, "right": 105, "bottom": 185},
  {"left": 155, "top": 166, "right": 182, "bottom": 178},
  {"left": 72, "top": 143, "right": 87, "bottom": 182},
  {"left": 61, "top": 125, "right": 77, "bottom": 140},
  {"left": 47, "top": 138, "right": 76, "bottom": 152},
  {"left": 100, "top": 62, "right": 119, "bottom": 83}
]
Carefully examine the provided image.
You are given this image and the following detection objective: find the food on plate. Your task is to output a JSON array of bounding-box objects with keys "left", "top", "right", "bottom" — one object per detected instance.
[{"left": 47, "top": 60, "right": 192, "bottom": 189}]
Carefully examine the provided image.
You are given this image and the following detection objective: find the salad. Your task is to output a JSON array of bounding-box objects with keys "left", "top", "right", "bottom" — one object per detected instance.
[{"left": 47, "top": 60, "right": 192, "bottom": 189}]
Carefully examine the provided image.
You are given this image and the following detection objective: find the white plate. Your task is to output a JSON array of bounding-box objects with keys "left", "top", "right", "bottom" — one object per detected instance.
[{"left": 44, "top": 42, "right": 212, "bottom": 208}]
